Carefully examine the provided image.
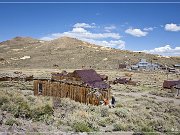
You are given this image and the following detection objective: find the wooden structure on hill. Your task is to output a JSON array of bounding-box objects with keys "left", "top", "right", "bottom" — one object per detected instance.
[{"left": 34, "top": 69, "right": 110, "bottom": 105}]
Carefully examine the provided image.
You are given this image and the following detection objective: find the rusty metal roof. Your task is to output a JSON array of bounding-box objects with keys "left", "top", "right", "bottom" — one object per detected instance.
[
  {"left": 73, "top": 69, "right": 109, "bottom": 89},
  {"left": 74, "top": 69, "right": 102, "bottom": 83}
]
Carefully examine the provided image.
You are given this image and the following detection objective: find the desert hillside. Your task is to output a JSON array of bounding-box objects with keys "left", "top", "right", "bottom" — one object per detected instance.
[{"left": 0, "top": 36, "right": 179, "bottom": 69}]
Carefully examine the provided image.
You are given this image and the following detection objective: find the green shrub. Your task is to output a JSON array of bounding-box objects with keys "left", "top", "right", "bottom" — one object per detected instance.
[
  {"left": 113, "top": 123, "right": 127, "bottom": 131},
  {"left": 12, "top": 101, "right": 31, "bottom": 118},
  {"left": 98, "top": 119, "right": 107, "bottom": 127},
  {"left": 27, "top": 96, "right": 36, "bottom": 103},
  {"left": 98, "top": 117, "right": 114, "bottom": 127},
  {"left": 0, "top": 95, "right": 9, "bottom": 107},
  {"left": 73, "top": 122, "right": 92, "bottom": 132},
  {"left": 41, "top": 114, "right": 54, "bottom": 125},
  {"left": 31, "top": 104, "right": 53, "bottom": 121},
  {"left": 86, "top": 121, "right": 99, "bottom": 131},
  {"left": 100, "top": 107, "right": 109, "bottom": 117},
  {"left": 141, "top": 125, "right": 154, "bottom": 132},
  {"left": 114, "top": 108, "right": 128, "bottom": 118},
  {"left": 5, "top": 118, "right": 21, "bottom": 126},
  {"left": 116, "top": 102, "right": 124, "bottom": 108},
  {"left": 56, "top": 120, "right": 64, "bottom": 129}
]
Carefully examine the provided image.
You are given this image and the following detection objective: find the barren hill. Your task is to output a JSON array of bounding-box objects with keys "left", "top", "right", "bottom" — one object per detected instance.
[{"left": 0, "top": 36, "right": 179, "bottom": 69}]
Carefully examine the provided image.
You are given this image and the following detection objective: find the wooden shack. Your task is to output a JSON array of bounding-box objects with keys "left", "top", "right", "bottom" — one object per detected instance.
[
  {"left": 34, "top": 69, "right": 110, "bottom": 105},
  {"left": 163, "top": 80, "right": 180, "bottom": 89}
]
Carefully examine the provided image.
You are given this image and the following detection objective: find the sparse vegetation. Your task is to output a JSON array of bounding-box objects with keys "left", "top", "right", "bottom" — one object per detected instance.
[
  {"left": 0, "top": 69, "right": 179, "bottom": 133},
  {"left": 5, "top": 118, "right": 21, "bottom": 126},
  {"left": 73, "top": 122, "right": 93, "bottom": 132}
]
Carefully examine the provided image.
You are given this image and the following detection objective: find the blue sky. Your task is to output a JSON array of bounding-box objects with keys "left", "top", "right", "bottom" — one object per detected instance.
[{"left": 0, "top": 1, "right": 180, "bottom": 56}]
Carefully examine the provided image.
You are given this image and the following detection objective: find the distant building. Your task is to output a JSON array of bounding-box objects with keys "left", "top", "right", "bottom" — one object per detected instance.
[
  {"left": 131, "top": 65, "right": 139, "bottom": 71},
  {"left": 168, "top": 67, "right": 176, "bottom": 73},
  {"left": 131, "top": 59, "right": 159, "bottom": 71},
  {"left": 173, "top": 64, "right": 180, "bottom": 69}
]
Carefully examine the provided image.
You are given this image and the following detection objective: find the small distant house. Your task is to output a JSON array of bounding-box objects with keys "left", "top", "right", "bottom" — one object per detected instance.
[
  {"left": 131, "top": 65, "right": 139, "bottom": 71},
  {"left": 131, "top": 59, "right": 159, "bottom": 71},
  {"left": 173, "top": 64, "right": 180, "bottom": 69},
  {"left": 138, "top": 59, "right": 149, "bottom": 69},
  {"left": 34, "top": 69, "right": 111, "bottom": 105},
  {"left": 163, "top": 80, "right": 180, "bottom": 89},
  {"left": 168, "top": 68, "right": 176, "bottom": 73}
]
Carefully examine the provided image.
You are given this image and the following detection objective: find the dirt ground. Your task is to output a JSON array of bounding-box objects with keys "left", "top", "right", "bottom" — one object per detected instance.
[{"left": 0, "top": 68, "right": 180, "bottom": 134}]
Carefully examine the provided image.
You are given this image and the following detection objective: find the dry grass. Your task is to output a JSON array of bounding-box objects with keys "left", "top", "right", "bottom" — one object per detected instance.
[{"left": 0, "top": 69, "right": 180, "bottom": 133}]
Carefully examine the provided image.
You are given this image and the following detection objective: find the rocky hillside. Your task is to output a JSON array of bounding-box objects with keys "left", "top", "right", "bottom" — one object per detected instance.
[{"left": 0, "top": 36, "right": 179, "bottom": 69}]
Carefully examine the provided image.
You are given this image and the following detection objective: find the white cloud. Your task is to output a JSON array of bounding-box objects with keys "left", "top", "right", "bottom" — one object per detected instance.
[
  {"left": 72, "top": 27, "right": 88, "bottom": 33},
  {"left": 104, "top": 25, "right": 116, "bottom": 32},
  {"left": 125, "top": 28, "right": 148, "bottom": 37},
  {"left": 142, "top": 45, "right": 180, "bottom": 56},
  {"left": 40, "top": 23, "right": 125, "bottom": 49},
  {"left": 165, "top": 23, "right": 180, "bottom": 32},
  {"left": 84, "top": 39, "right": 125, "bottom": 49},
  {"left": 143, "top": 27, "right": 154, "bottom": 31},
  {"left": 73, "top": 23, "right": 95, "bottom": 28}
]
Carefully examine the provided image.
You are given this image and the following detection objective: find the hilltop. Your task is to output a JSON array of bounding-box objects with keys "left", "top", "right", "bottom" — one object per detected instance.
[{"left": 0, "top": 36, "right": 179, "bottom": 69}]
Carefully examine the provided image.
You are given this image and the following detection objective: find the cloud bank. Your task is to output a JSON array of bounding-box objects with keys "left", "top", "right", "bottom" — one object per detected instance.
[
  {"left": 143, "top": 45, "right": 180, "bottom": 56},
  {"left": 41, "top": 23, "right": 125, "bottom": 49}
]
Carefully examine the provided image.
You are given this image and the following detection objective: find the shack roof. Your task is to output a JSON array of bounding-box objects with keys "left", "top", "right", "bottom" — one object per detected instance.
[
  {"left": 73, "top": 69, "right": 102, "bottom": 83},
  {"left": 73, "top": 69, "right": 110, "bottom": 89}
]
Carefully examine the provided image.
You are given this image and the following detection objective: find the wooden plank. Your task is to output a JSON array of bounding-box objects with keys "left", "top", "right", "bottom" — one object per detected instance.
[{"left": 33, "top": 80, "right": 38, "bottom": 96}]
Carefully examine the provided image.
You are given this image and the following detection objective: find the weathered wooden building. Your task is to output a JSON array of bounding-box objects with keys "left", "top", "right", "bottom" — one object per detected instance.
[
  {"left": 34, "top": 69, "right": 111, "bottom": 105},
  {"left": 163, "top": 80, "right": 180, "bottom": 89}
]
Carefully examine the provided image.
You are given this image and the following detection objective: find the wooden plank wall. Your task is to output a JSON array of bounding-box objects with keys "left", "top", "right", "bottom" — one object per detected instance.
[{"left": 33, "top": 80, "right": 110, "bottom": 105}]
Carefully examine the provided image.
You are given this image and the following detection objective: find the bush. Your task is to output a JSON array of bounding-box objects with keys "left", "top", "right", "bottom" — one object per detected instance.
[
  {"left": 12, "top": 101, "right": 31, "bottom": 118},
  {"left": 56, "top": 120, "right": 64, "bottom": 129},
  {"left": 100, "top": 107, "right": 109, "bottom": 117},
  {"left": 1, "top": 99, "right": 31, "bottom": 119},
  {"left": 98, "top": 119, "right": 106, "bottom": 127},
  {"left": 98, "top": 117, "right": 115, "bottom": 127},
  {"left": 73, "top": 122, "right": 92, "bottom": 132},
  {"left": 0, "top": 95, "right": 9, "bottom": 107},
  {"left": 113, "top": 123, "right": 127, "bottom": 131},
  {"left": 141, "top": 125, "right": 154, "bottom": 132},
  {"left": 114, "top": 108, "right": 128, "bottom": 118},
  {"left": 5, "top": 118, "right": 21, "bottom": 126},
  {"left": 116, "top": 102, "right": 124, "bottom": 108},
  {"left": 31, "top": 104, "right": 53, "bottom": 121}
]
